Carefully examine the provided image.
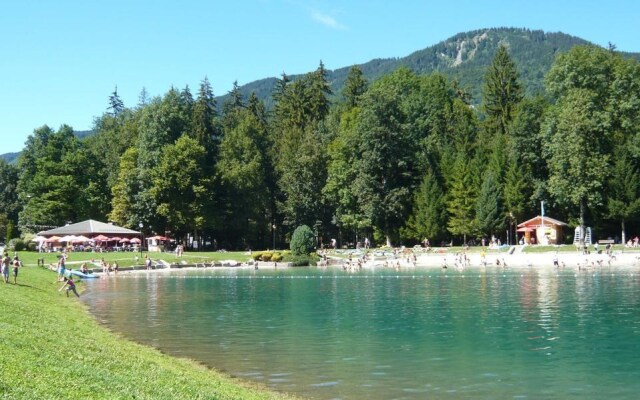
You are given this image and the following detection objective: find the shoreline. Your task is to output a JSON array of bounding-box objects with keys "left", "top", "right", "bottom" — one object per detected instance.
[{"left": 74, "top": 249, "right": 640, "bottom": 278}]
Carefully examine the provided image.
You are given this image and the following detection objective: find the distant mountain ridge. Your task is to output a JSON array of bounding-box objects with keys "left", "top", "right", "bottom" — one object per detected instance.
[
  {"left": 1, "top": 130, "right": 93, "bottom": 164},
  {"left": 3, "top": 28, "right": 639, "bottom": 161},
  {"left": 221, "top": 27, "right": 639, "bottom": 107}
]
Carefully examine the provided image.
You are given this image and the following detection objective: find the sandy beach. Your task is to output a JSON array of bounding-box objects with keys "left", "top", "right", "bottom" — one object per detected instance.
[
  {"left": 65, "top": 247, "right": 640, "bottom": 279},
  {"left": 418, "top": 250, "right": 640, "bottom": 269}
]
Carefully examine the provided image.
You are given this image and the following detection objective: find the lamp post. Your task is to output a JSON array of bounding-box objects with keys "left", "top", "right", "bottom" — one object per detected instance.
[
  {"left": 138, "top": 222, "right": 144, "bottom": 261},
  {"left": 509, "top": 212, "right": 514, "bottom": 246},
  {"left": 272, "top": 224, "right": 276, "bottom": 251}
]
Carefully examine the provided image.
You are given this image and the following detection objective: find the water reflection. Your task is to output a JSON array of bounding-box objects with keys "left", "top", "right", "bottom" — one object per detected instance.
[{"left": 82, "top": 267, "right": 640, "bottom": 399}]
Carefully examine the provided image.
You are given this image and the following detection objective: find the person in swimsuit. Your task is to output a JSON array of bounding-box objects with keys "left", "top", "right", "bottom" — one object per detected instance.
[
  {"left": 1, "top": 253, "right": 10, "bottom": 283},
  {"left": 12, "top": 256, "right": 21, "bottom": 284}
]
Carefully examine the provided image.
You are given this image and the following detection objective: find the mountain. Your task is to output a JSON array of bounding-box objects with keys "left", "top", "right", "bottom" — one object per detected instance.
[
  {"left": 0, "top": 152, "right": 20, "bottom": 164},
  {"left": 4, "top": 28, "right": 639, "bottom": 160},
  {"left": 219, "top": 27, "right": 640, "bottom": 107},
  {"left": 0, "top": 130, "right": 94, "bottom": 164}
]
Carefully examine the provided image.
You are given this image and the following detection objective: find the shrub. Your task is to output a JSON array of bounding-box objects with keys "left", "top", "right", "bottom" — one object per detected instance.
[
  {"left": 290, "top": 225, "right": 315, "bottom": 256},
  {"left": 260, "top": 252, "right": 272, "bottom": 262},
  {"left": 9, "top": 238, "right": 26, "bottom": 251},
  {"left": 271, "top": 252, "right": 283, "bottom": 262},
  {"left": 281, "top": 252, "right": 320, "bottom": 266}
]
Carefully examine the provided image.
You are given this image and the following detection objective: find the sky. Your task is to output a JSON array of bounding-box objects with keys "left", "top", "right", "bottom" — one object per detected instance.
[{"left": 1, "top": 0, "right": 639, "bottom": 154}]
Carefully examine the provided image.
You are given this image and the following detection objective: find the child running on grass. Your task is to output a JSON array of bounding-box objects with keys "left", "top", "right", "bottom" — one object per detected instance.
[{"left": 59, "top": 277, "right": 80, "bottom": 297}]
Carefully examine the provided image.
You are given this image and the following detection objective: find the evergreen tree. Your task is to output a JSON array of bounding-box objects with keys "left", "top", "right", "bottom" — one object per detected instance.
[
  {"left": 138, "top": 86, "right": 149, "bottom": 107},
  {"left": 223, "top": 80, "right": 244, "bottom": 116},
  {"left": 482, "top": 45, "right": 523, "bottom": 138},
  {"left": 191, "top": 77, "right": 217, "bottom": 151},
  {"left": 503, "top": 154, "right": 529, "bottom": 229},
  {"left": 247, "top": 92, "right": 267, "bottom": 124},
  {"left": 307, "top": 61, "right": 332, "bottom": 121},
  {"left": 108, "top": 86, "right": 125, "bottom": 117},
  {"left": 341, "top": 65, "right": 368, "bottom": 108},
  {"left": 475, "top": 171, "right": 504, "bottom": 238},
  {"left": 607, "top": 147, "right": 640, "bottom": 245},
  {"left": 402, "top": 168, "right": 447, "bottom": 243}
]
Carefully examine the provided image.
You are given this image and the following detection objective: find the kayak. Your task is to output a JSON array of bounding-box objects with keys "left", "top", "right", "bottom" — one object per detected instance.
[{"left": 68, "top": 270, "right": 99, "bottom": 279}]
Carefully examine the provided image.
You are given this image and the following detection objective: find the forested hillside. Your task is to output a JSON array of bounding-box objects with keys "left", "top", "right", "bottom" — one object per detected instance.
[
  {"left": 1, "top": 28, "right": 639, "bottom": 250},
  {"left": 218, "top": 27, "right": 640, "bottom": 107}
]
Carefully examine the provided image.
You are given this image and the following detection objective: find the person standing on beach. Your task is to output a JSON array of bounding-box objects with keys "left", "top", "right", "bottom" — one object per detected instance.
[
  {"left": 1, "top": 253, "right": 10, "bottom": 283},
  {"left": 57, "top": 256, "right": 66, "bottom": 281}
]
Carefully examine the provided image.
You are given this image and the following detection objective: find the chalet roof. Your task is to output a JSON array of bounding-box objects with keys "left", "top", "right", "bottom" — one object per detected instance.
[
  {"left": 517, "top": 215, "right": 568, "bottom": 228},
  {"left": 38, "top": 219, "right": 140, "bottom": 237}
]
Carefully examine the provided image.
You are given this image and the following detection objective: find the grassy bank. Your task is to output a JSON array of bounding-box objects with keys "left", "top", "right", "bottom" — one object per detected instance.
[
  {"left": 0, "top": 266, "right": 297, "bottom": 399},
  {"left": 13, "top": 250, "right": 257, "bottom": 269}
]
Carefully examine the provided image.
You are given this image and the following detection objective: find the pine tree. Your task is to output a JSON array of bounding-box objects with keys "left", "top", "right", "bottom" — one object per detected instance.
[
  {"left": 482, "top": 45, "right": 523, "bottom": 138},
  {"left": 138, "top": 87, "right": 149, "bottom": 108},
  {"left": 108, "top": 86, "right": 125, "bottom": 116},
  {"left": 307, "top": 61, "right": 332, "bottom": 121},
  {"left": 402, "top": 169, "right": 447, "bottom": 242},
  {"left": 191, "top": 77, "right": 217, "bottom": 150},
  {"left": 446, "top": 153, "right": 477, "bottom": 244},
  {"left": 342, "top": 65, "right": 368, "bottom": 108},
  {"left": 475, "top": 171, "right": 504, "bottom": 238},
  {"left": 607, "top": 148, "right": 640, "bottom": 245}
]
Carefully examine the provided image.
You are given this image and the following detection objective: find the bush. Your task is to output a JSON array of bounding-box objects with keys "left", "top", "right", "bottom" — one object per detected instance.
[
  {"left": 260, "top": 252, "right": 272, "bottom": 262},
  {"left": 271, "top": 252, "right": 283, "bottom": 262},
  {"left": 290, "top": 225, "right": 315, "bottom": 256},
  {"left": 9, "top": 238, "right": 26, "bottom": 251},
  {"left": 281, "top": 252, "right": 320, "bottom": 266}
]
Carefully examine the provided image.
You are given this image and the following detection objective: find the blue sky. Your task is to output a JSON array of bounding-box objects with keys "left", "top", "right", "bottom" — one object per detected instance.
[{"left": 1, "top": 0, "right": 639, "bottom": 154}]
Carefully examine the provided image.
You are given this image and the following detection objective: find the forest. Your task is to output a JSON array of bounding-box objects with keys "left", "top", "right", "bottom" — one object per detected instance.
[{"left": 1, "top": 43, "right": 639, "bottom": 250}]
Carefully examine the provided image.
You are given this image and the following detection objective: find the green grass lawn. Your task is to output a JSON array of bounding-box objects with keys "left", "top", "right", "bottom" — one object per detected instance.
[
  {"left": 0, "top": 266, "right": 297, "bottom": 400},
  {"left": 14, "top": 249, "right": 256, "bottom": 269}
]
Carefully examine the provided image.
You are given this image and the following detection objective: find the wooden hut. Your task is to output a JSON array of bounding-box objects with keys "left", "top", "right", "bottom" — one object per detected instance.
[{"left": 517, "top": 216, "right": 568, "bottom": 245}]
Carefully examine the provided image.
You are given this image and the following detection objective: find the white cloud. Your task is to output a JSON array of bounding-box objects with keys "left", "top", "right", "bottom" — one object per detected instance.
[{"left": 311, "top": 10, "right": 347, "bottom": 30}]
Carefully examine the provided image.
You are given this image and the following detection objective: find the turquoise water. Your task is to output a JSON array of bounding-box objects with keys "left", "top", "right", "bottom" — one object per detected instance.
[{"left": 82, "top": 267, "right": 640, "bottom": 399}]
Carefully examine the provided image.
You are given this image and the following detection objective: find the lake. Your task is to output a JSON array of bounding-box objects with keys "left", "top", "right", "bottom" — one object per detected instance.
[{"left": 82, "top": 266, "right": 640, "bottom": 399}]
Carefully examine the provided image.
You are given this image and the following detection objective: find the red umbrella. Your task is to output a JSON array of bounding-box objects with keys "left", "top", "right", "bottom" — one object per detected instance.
[
  {"left": 119, "top": 238, "right": 131, "bottom": 243},
  {"left": 93, "top": 234, "right": 110, "bottom": 241},
  {"left": 109, "top": 237, "right": 122, "bottom": 242},
  {"left": 130, "top": 237, "right": 141, "bottom": 243}
]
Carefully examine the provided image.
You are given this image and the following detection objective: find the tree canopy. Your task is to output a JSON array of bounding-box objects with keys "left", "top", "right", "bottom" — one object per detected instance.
[{"left": 4, "top": 44, "right": 640, "bottom": 248}]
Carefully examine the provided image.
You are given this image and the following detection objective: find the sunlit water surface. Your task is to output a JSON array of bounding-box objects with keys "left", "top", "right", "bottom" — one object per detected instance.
[{"left": 82, "top": 267, "right": 640, "bottom": 399}]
